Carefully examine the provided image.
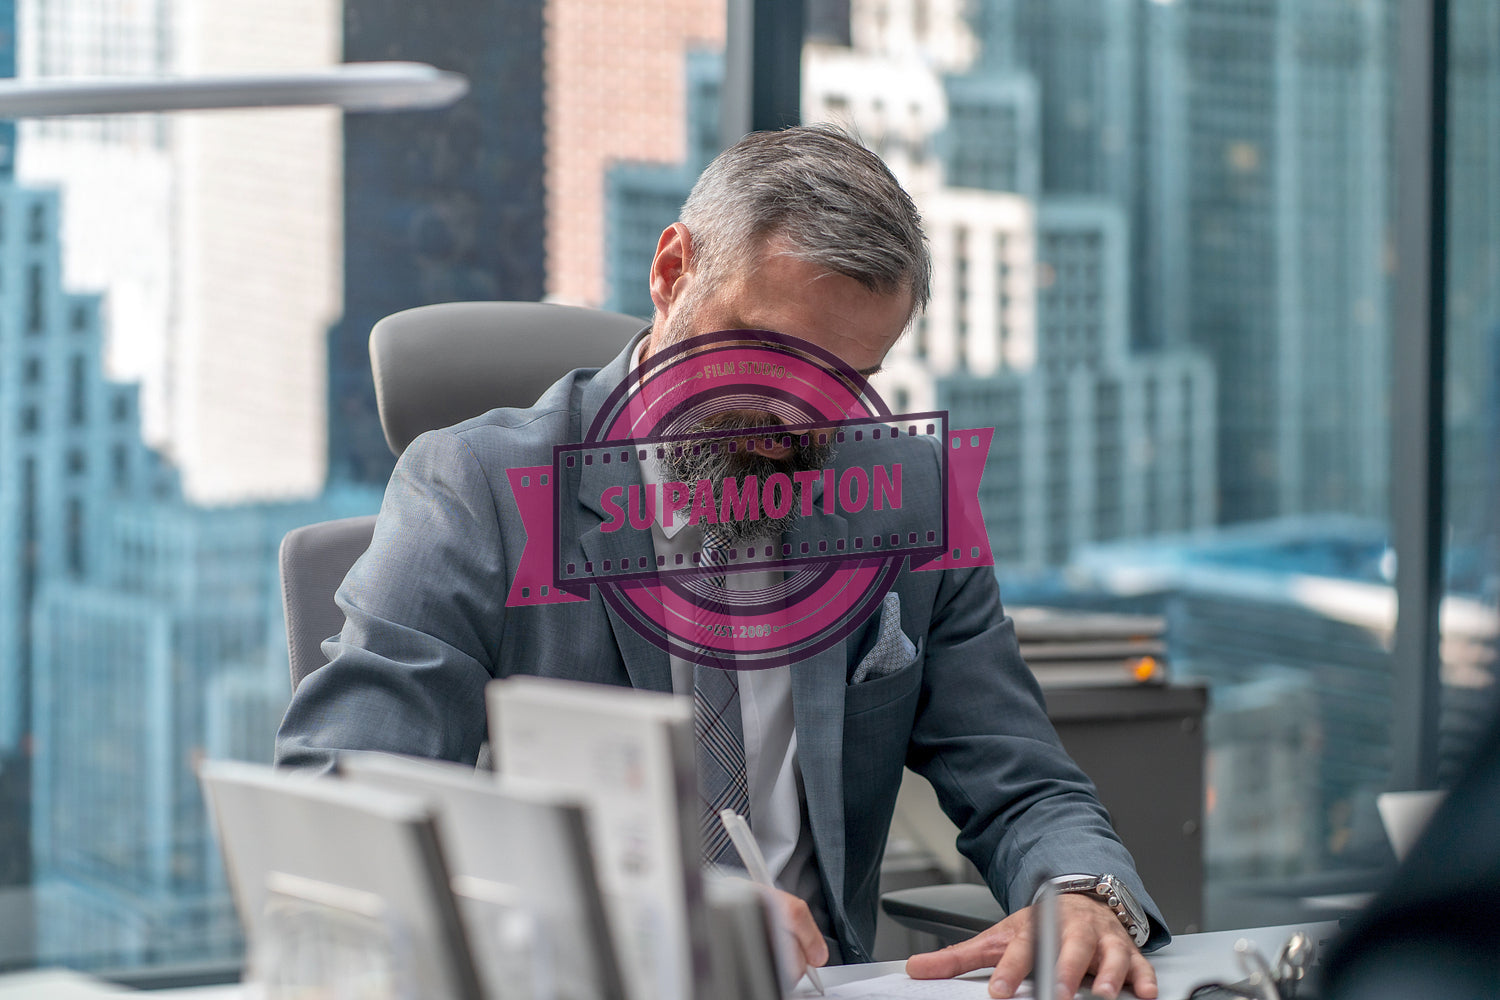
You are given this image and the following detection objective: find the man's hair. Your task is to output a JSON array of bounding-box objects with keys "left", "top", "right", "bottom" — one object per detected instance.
[{"left": 678, "top": 124, "right": 931, "bottom": 323}]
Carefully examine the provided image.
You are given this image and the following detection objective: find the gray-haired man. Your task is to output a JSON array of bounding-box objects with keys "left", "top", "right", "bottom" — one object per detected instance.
[{"left": 277, "top": 125, "right": 1167, "bottom": 1000}]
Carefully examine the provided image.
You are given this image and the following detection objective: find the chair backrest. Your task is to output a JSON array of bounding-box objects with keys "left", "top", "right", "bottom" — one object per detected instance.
[
  {"left": 280, "top": 514, "right": 378, "bottom": 690},
  {"left": 282, "top": 301, "right": 643, "bottom": 691},
  {"left": 369, "top": 301, "right": 645, "bottom": 457}
]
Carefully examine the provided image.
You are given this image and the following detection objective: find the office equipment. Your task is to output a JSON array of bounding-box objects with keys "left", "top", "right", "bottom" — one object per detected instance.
[
  {"left": 722, "top": 808, "right": 827, "bottom": 995},
  {"left": 337, "top": 751, "right": 626, "bottom": 1000},
  {"left": 488, "top": 676, "right": 708, "bottom": 1000},
  {"left": 279, "top": 301, "right": 641, "bottom": 691},
  {"left": 198, "top": 759, "right": 483, "bottom": 1000},
  {"left": 703, "top": 877, "right": 787, "bottom": 1000},
  {"left": 1012, "top": 607, "right": 1170, "bottom": 688}
]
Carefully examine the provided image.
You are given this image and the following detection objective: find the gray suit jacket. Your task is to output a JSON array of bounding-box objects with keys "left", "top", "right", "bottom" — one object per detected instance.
[{"left": 276, "top": 333, "right": 1168, "bottom": 960}]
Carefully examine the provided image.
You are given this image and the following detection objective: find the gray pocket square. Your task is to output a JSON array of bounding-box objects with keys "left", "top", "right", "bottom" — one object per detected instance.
[{"left": 850, "top": 592, "right": 917, "bottom": 684}]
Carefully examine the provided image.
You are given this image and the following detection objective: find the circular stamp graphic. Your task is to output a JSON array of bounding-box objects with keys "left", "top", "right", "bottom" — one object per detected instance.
[{"left": 573, "top": 329, "right": 939, "bottom": 670}]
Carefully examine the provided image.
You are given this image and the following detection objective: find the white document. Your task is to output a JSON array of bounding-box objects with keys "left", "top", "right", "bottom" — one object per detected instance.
[
  {"left": 338, "top": 751, "right": 626, "bottom": 1000},
  {"left": 488, "top": 677, "right": 706, "bottom": 1000},
  {"left": 198, "top": 759, "right": 484, "bottom": 1000},
  {"left": 805, "top": 973, "right": 1095, "bottom": 1000}
]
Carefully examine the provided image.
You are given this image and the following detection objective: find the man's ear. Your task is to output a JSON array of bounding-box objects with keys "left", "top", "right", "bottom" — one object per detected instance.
[{"left": 649, "top": 223, "right": 696, "bottom": 318}]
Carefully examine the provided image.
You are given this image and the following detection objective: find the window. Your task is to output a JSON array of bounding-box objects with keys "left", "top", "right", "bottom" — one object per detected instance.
[
  {"left": 806, "top": 0, "right": 1487, "bottom": 935},
  {"left": 26, "top": 201, "right": 45, "bottom": 244},
  {"left": 68, "top": 356, "right": 85, "bottom": 426},
  {"left": 3, "top": 0, "right": 726, "bottom": 979},
  {"left": 1, "top": 0, "right": 1489, "bottom": 981},
  {"left": 1441, "top": 0, "right": 1500, "bottom": 778},
  {"left": 25, "top": 264, "right": 43, "bottom": 334}
]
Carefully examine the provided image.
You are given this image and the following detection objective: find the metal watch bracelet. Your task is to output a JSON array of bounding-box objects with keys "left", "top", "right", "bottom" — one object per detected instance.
[{"left": 1033, "top": 873, "right": 1150, "bottom": 948}]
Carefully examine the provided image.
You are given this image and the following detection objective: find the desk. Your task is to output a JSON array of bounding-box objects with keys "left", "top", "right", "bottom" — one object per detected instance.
[
  {"left": 813, "top": 922, "right": 1338, "bottom": 999},
  {"left": 2, "top": 921, "right": 1340, "bottom": 999}
]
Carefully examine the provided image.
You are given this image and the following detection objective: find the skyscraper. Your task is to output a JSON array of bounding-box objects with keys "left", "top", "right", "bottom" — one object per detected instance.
[
  {"left": 545, "top": 0, "right": 726, "bottom": 310},
  {"left": 1181, "top": 0, "right": 1391, "bottom": 523},
  {"left": 968, "top": 0, "right": 1188, "bottom": 354},
  {"left": 937, "top": 198, "right": 1215, "bottom": 570},
  {"left": 17, "top": 0, "right": 343, "bottom": 505},
  {"left": 603, "top": 49, "right": 724, "bottom": 320},
  {"left": 0, "top": 185, "right": 176, "bottom": 757},
  {"left": 1446, "top": 0, "right": 1500, "bottom": 591},
  {"left": 327, "top": 0, "right": 549, "bottom": 487},
  {"left": 30, "top": 487, "right": 377, "bottom": 969},
  {"left": 0, "top": 170, "right": 178, "bottom": 956},
  {"left": 0, "top": 0, "right": 15, "bottom": 178}
]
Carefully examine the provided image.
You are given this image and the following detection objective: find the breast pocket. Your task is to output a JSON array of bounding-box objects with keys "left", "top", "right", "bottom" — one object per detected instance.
[{"left": 844, "top": 635, "right": 924, "bottom": 717}]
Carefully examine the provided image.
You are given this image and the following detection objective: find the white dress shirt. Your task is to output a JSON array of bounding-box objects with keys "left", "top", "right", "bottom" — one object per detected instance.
[{"left": 629, "top": 342, "right": 830, "bottom": 936}]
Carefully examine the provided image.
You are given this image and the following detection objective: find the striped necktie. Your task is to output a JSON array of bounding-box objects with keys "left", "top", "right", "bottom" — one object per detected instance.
[{"left": 694, "top": 524, "right": 750, "bottom": 867}]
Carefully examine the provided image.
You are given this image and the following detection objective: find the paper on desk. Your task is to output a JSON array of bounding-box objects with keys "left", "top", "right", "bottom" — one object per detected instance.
[
  {"left": 796, "top": 972, "right": 1101, "bottom": 1000},
  {"left": 0, "top": 969, "right": 133, "bottom": 997}
]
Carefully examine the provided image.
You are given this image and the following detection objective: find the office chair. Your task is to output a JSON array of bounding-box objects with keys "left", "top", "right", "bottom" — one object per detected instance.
[{"left": 278, "top": 301, "right": 644, "bottom": 691}]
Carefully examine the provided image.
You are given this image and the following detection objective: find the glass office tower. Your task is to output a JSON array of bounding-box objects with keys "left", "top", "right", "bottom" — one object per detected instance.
[{"left": 0, "top": 0, "right": 1491, "bottom": 978}]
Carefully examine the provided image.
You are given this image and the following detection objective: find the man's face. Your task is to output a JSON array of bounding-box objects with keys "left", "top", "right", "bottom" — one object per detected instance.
[
  {"left": 645, "top": 233, "right": 913, "bottom": 542},
  {"left": 646, "top": 233, "right": 912, "bottom": 382}
]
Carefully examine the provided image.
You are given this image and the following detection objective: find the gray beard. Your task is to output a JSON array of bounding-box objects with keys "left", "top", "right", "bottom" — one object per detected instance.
[{"left": 663, "top": 414, "right": 834, "bottom": 546}]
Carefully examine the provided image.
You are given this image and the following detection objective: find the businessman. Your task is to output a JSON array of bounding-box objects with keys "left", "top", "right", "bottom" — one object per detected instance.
[{"left": 277, "top": 124, "right": 1166, "bottom": 1000}]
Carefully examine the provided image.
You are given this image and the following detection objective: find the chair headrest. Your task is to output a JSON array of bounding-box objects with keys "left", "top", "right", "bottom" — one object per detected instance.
[{"left": 369, "top": 301, "right": 645, "bottom": 457}]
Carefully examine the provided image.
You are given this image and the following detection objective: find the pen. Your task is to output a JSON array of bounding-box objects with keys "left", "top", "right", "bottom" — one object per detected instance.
[{"left": 719, "top": 808, "right": 827, "bottom": 996}]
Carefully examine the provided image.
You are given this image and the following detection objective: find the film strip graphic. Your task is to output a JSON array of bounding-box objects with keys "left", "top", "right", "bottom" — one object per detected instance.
[{"left": 504, "top": 416, "right": 993, "bottom": 608}]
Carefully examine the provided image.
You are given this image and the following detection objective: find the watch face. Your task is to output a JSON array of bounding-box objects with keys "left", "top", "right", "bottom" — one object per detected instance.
[
  {"left": 1097, "top": 876, "right": 1149, "bottom": 945},
  {"left": 1039, "top": 875, "right": 1149, "bottom": 945}
]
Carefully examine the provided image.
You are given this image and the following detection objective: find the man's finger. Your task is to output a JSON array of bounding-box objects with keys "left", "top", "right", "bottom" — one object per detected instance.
[
  {"left": 1126, "top": 952, "right": 1159, "bottom": 999},
  {"left": 1052, "top": 930, "right": 1097, "bottom": 1000},
  {"left": 781, "top": 895, "right": 829, "bottom": 967},
  {"left": 906, "top": 929, "right": 1007, "bottom": 980},
  {"left": 986, "top": 923, "right": 1034, "bottom": 1000},
  {"left": 1087, "top": 939, "right": 1134, "bottom": 1000}
]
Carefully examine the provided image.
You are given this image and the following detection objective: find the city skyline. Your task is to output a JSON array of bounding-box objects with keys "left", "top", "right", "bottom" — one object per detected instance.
[
  {"left": 16, "top": 0, "right": 343, "bottom": 505},
  {"left": 0, "top": 0, "right": 1492, "bottom": 976}
]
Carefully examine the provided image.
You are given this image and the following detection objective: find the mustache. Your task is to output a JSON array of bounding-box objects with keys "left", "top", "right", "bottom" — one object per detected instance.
[{"left": 663, "top": 414, "right": 834, "bottom": 545}]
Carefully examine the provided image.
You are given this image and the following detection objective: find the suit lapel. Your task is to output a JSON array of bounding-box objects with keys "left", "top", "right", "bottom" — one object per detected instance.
[
  {"left": 788, "top": 503, "right": 857, "bottom": 934},
  {"left": 792, "top": 640, "right": 850, "bottom": 933},
  {"left": 577, "top": 504, "right": 673, "bottom": 695},
  {"left": 567, "top": 330, "right": 674, "bottom": 694}
]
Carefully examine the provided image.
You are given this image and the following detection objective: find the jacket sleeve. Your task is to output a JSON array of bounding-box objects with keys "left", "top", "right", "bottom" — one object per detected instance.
[
  {"left": 905, "top": 563, "right": 1171, "bottom": 950},
  {"left": 275, "top": 428, "right": 508, "bottom": 772}
]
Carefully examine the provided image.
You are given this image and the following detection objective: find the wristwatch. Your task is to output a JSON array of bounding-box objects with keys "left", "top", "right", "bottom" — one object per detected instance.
[{"left": 1033, "top": 873, "right": 1150, "bottom": 947}]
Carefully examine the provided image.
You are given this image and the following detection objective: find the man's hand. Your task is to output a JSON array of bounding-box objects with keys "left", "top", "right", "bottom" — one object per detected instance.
[
  {"left": 770, "top": 887, "right": 829, "bottom": 979},
  {"left": 905, "top": 894, "right": 1156, "bottom": 1000}
]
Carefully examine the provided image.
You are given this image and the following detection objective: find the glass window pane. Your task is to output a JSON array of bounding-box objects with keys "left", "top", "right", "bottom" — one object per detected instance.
[
  {"left": 4, "top": 0, "right": 723, "bottom": 976},
  {"left": 1442, "top": 0, "right": 1500, "bottom": 781},
  {"left": 803, "top": 0, "right": 1406, "bottom": 931}
]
